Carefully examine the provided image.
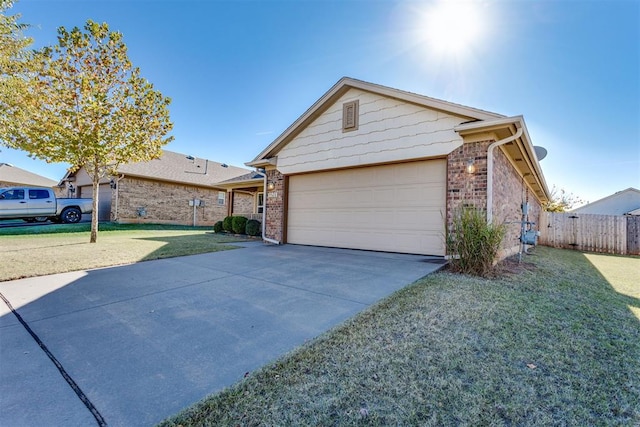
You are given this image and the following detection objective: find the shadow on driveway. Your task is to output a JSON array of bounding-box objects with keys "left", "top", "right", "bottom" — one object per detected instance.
[{"left": 0, "top": 243, "right": 445, "bottom": 426}]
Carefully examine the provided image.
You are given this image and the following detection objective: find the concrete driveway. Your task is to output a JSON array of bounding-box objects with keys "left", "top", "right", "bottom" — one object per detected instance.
[{"left": 0, "top": 242, "right": 445, "bottom": 426}]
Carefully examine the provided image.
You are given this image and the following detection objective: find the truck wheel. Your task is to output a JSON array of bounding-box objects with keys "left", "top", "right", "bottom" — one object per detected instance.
[
  {"left": 60, "top": 207, "right": 82, "bottom": 224},
  {"left": 34, "top": 216, "right": 49, "bottom": 223}
]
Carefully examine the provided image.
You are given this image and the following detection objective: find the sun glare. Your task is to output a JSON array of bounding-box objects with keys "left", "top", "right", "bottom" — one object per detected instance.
[{"left": 419, "top": 1, "right": 486, "bottom": 57}]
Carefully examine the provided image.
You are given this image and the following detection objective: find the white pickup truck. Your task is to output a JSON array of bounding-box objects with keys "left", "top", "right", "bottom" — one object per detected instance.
[{"left": 0, "top": 187, "right": 93, "bottom": 224}]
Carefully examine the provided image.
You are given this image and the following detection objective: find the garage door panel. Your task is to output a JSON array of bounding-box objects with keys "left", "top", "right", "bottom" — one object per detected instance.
[{"left": 287, "top": 160, "right": 446, "bottom": 255}]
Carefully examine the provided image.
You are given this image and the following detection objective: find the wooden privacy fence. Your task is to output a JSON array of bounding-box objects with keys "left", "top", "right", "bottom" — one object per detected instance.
[{"left": 539, "top": 212, "right": 640, "bottom": 256}]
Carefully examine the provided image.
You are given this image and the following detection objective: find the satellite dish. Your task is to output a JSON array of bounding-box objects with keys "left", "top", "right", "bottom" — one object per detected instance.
[{"left": 534, "top": 146, "right": 548, "bottom": 161}]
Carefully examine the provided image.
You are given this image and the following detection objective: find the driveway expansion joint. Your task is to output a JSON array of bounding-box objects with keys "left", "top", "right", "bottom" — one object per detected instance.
[{"left": 0, "top": 291, "right": 107, "bottom": 427}]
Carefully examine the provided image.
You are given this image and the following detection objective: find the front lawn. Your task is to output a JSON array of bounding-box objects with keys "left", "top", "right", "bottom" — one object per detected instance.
[
  {"left": 0, "top": 223, "right": 244, "bottom": 281},
  {"left": 160, "top": 247, "right": 640, "bottom": 426}
]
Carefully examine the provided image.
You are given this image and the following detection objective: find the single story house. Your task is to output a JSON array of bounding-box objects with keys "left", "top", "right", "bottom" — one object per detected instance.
[
  {"left": 241, "top": 77, "right": 550, "bottom": 258},
  {"left": 61, "top": 150, "right": 250, "bottom": 225},
  {"left": 571, "top": 187, "right": 640, "bottom": 216},
  {"left": 0, "top": 163, "right": 65, "bottom": 196}
]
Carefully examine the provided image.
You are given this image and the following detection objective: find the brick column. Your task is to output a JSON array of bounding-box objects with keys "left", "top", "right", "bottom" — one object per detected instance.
[{"left": 265, "top": 169, "right": 286, "bottom": 242}]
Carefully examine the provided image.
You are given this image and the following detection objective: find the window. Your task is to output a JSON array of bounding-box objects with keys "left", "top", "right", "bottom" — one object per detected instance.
[
  {"left": 342, "top": 100, "right": 359, "bottom": 132},
  {"left": 29, "top": 189, "right": 50, "bottom": 199},
  {"left": 217, "top": 191, "right": 225, "bottom": 205},
  {"left": 257, "top": 192, "right": 264, "bottom": 214},
  {"left": 0, "top": 189, "right": 24, "bottom": 200}
]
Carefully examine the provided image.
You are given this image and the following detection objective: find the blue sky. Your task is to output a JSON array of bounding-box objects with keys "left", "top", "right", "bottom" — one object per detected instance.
[{"left": 2, "top": 0, "right": 639, "bottom": 206}]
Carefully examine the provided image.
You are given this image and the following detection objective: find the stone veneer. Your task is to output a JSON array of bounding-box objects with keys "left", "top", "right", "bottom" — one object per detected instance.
[{"left": 113, "top": 177, "right": 227, "bottom": 225}]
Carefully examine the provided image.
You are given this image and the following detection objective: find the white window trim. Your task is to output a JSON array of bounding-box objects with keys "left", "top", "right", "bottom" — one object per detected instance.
[{"left": 257, "top": 192, "right": 264, "bottom": 214}]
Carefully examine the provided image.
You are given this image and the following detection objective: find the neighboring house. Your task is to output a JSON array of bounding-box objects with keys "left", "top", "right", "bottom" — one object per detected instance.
[
  {"left": 0, "top": 163, "right": 65, "bottom": 196},
  {"left": 245, "top": 77, "right": 550, "bottom": 257},
  {"left": 61, "top": 150, "right": 250, "bottom": 225},
  {"left": 571, "top": 188, "right": 640, "bottom": 216}
]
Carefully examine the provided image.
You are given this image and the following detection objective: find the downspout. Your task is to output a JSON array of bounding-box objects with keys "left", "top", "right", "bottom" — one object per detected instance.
[
  {"left": 254, "top": 170, "right": 280, "bottom": 245},
  {"left": 486, "top": 126, "right": 523, "bottom": 223}
]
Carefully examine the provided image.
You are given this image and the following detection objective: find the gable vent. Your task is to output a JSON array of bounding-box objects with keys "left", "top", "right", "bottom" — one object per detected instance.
[{"left": 342, "top": 100, "right": 359, "bottom": 132}]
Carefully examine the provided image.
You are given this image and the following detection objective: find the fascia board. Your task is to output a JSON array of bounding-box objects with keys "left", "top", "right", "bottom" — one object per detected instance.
[
  {"left": 214, "top": 179, "right": 263, "bottom": 189},
  {"left": 455, "top": 115, "right": 524, "bottom": 134}
]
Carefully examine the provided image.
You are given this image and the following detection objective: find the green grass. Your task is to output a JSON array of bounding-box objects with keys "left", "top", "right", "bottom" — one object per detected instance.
[
  {"left": 0, "top": 223, "right": 245, "bottom": 281},
  {"left": 159, "top": 247, "right": 640, "bottom": 427}
]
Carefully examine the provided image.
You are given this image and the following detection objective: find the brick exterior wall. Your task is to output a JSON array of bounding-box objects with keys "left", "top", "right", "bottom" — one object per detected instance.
[
  {"left": 232, "top": 192, "right": 255, "bottom": 215},
  {"left": 264, "top": 169, "right": 286, "bottom": 242},
  {"left": 446, "top": 140, "right": 543, "bottom": 258},
  {"left": 493, "top": 147, "right": 523, "bottom": 253},
  {"left": 446, "top": 140, "right": 492, "bottom": 218},
  {"left": 492, "top": 147, "right": 542, "bottom": 256},
  {"left": 114, "top": 177, "right": 227, "bottom": 225}
]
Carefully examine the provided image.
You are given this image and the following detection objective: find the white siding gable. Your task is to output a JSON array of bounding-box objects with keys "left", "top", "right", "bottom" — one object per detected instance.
[{"left": 276, "top": 88, "right": 467, "bottom": 174}]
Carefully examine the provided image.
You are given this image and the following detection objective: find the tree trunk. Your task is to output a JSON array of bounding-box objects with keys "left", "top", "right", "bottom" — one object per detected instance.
[{"left": 90, "top": 173, "right": 100, "bottom": 243}]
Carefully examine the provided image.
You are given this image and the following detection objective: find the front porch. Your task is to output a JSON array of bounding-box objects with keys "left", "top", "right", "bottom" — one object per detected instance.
[{"left": 217, "top": 171, "right": 265, "bottom": 220}]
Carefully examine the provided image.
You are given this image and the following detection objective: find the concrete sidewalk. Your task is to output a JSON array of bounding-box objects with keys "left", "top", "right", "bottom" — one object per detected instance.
[{"left": 0, "top": 243, "right": 445, "bottom": 426}]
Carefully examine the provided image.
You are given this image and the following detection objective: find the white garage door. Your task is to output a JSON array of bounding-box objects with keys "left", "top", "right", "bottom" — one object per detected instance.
[{"left": 287, "top": 160, "right": 446, "bottom": 255}]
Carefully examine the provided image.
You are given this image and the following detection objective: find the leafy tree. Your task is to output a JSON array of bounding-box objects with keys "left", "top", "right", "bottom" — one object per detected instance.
[
  {"left": 0, "top": 0, "right": 35, "bottom": 150},
  {"left": 0, "top": 20, "right": 174, "bottom": 242},
  {"left": 544, "top": 186, "right": 585, "bottom": 212}
]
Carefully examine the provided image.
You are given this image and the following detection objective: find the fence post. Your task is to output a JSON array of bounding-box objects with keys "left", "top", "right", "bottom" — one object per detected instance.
[{"left": 628, "top": 216, "right": 640, "bottom": 255}]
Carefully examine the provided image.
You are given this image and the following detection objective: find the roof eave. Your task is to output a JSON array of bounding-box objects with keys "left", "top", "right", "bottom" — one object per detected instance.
[
  {"left": 456, "top": 116, "right": 551, "bottom": 203},
  {"left": 215, "top": 178, "right": 264, "bottom": 189}
]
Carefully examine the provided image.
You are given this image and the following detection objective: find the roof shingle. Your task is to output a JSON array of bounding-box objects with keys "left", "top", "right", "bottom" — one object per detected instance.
[
  {"left": 114, "top": 150, "right": 250, "bottom": 187},
  {"left": 0, "top": 163, "right": 59, "bottom": 187}
]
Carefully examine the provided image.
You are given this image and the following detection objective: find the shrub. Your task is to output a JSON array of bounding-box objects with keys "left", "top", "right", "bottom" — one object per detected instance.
[
  {"left": 213, "top": 221, "right": 224, "bottom": 233},
  {"left": 245, "top": 219, "right": 261, "bottom": 236},
  {"left": 446, "top": 205, "right": 506, "bottom": 277},
  {"left": 232, "top": 216, "right": 248, "bottom": 234},
  {"left": 223, "top": 216, "right": 234, "bottom": 232}
]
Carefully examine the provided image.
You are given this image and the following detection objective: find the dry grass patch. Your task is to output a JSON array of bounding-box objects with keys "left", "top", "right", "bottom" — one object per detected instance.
[
  {"left": 160, "top": 247, "right": 640, "bottom": 427},
  {"left": 0, "top": 223, "right": 243, "bottom": 281}
]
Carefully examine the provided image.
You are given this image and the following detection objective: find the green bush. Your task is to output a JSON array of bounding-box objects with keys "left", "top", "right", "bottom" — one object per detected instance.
[
  {"left": 232, "top": 216, "right": 248, "bottom": 234},
  {"left": 213, "top": 221, "right": 224, "bottom": 233},
  {"left": 446, "top": 205, "right": 506, "bottom": 277},
  {"left": 223, "top": 216, "right": 234, "bottom": 232},
  {"left": 245, "top": 219, "right": 261, "bottom": 236}
]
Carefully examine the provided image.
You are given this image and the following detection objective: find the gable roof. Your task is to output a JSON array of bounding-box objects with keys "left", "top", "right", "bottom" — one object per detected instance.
[
  {"left": 0, "top": 163, "right": 59, "bottom": 187},
  {"left": 247, "top": 77, "right": 504, "bottom": 167},
  {"left": 63, "top": 150, "right": 250, "bottom": 188},
  {"left": 572, "top": 187, "right": 640, "bottom": 215}
]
